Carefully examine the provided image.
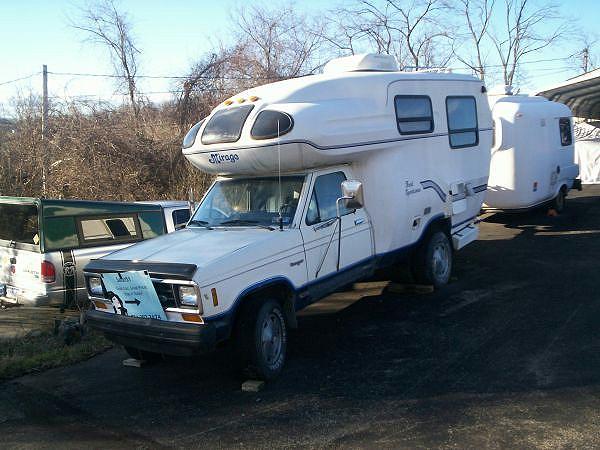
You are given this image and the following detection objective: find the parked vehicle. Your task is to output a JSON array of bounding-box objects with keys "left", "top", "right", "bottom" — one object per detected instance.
[
  {"left": 85, "top": 54, "right": 492, "bottom": 379},
  {"left": 0, "top": 198, "right": 190, "bottom": 307},
  {"left": 484, "top": 90, "right": 581, "bottom": 212}
]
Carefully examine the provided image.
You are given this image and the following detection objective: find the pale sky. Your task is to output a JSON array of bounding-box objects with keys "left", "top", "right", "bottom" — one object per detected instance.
[{"left": 1, "top": 0, "right": 598, "bottom": 116}]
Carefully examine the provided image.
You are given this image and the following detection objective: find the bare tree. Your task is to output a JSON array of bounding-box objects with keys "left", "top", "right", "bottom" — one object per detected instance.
[
  {"left": 489, "top": 0, "right": 567, "bottom": 87},
  {"left": 72, "top": 0, "right": 141, "bottom": 116},
  {"left": 231, "top": 4, "right": 326, "bottom": 80},
  {"left": 455, "top": 0, "right": 495, "bottom": 82},
  {"left": 322, "top": 0, "right": 453, "bottom": 71}
]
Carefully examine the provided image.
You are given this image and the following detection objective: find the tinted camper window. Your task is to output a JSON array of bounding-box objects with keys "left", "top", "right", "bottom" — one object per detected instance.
[
  {"left": 201, "top": 105, "right": 254, "bottom": 144},
  {"left": 394, "top": 96, "right": 434, "bottom": 134},
  {"left": 559, "top": 117, "right": 572, "bottom": 146},
  {"left": 0, "top": 203, "right": 39, "bottom": 246},
  {"left": 446, "top": 96, "right": 478, "bottom": 148}
]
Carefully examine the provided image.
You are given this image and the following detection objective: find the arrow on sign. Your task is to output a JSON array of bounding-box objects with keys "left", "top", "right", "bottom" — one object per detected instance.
[{"left": 124, "top": 298, "right": 141, "bottom": 306}]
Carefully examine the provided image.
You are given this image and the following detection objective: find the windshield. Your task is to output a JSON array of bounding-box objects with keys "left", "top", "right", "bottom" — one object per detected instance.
[
  {"left": 0, "top": 203, "right": 40, "bottom": 246},
  {"left": 190, "top": 176, "right": 305, "bottom": 228}
]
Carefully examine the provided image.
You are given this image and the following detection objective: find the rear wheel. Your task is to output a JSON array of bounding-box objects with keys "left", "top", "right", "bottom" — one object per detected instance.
[
  {"left": 124, "top": 346, "right": 162, "bottom": 362},
  {"left": 411, "top": 230, "right": 453, "bottom": 288},
  {"left": 235, "top": 299, "right": 287, "bottom": 381},
  {"left": 552, "top": 187, "right": 567, "bottom": 213}
]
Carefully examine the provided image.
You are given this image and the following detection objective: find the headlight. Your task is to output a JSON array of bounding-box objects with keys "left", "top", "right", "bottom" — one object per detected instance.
[
  {"left": 178, "top": 285, "right": 198, "bottom": 307},
  {"left": 88, "top": 277, "right": 103, "bottom": 296}
]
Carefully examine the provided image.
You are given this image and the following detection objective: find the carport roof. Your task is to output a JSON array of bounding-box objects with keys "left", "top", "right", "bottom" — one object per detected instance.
[{"left": 537, "top": 68, "right": 600, "bottom": 119}]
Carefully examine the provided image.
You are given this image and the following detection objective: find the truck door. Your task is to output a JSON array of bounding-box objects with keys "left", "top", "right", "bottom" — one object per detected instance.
[{"left": 300, "top": 170, "right": 374, "bottom": 298}]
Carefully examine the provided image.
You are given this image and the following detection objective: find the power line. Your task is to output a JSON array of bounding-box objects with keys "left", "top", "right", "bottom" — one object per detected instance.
[
  {"left": 47, "top": 71, "right": 284, "bottom": 81},
  {"left": 0, "top": 72, "right": 40, "bottom": 86}
]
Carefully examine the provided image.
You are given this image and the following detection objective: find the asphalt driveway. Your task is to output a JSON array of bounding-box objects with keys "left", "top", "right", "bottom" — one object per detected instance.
[{"left": 1, "top": 187, "right": 599, "bottom": 449}]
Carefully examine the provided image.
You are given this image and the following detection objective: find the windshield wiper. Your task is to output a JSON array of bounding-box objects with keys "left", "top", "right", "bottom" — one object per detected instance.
[
  {"left": 187, "top": 220, "right": 213, "bottom": 230},
  {"left": 218, "top": 219, "right": 275, "bottom": 231}
]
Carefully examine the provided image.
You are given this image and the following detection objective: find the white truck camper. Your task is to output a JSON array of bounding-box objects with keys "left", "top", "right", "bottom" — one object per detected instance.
[
  {"left": 485, "top": 89, "right": 581, "bottom": 212},
  {"left": 85, "top": 54, "right": 492, "bottom": 380}
]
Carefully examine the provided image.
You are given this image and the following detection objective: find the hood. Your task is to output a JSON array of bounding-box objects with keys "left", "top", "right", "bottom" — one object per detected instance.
[{"left": 101, "top": 226, "right": 277, "bottom": 269}]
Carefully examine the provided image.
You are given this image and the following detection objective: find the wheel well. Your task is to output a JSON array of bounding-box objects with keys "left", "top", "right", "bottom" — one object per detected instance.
[
  {"left": 233, "top": 281, "right": 298, "bottom": 331},
  {"left": 424, "top": 216, "right": 452, "bottom": 239}
]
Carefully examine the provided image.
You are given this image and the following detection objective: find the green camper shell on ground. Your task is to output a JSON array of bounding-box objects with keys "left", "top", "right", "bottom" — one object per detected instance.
[{"left": 0, "top": 197, "right": 167, "bottom": 253}]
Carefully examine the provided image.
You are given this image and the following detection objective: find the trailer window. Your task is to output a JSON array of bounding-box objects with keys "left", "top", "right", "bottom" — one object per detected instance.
[
  {"left": 559, "top": 117, "right": 572, "bottom": 146},
  {"left": 201, "top": 105, "right": 254, "bottom": 145},
  {"left": 306, "top": 172, "right": 352, "bottom": 226},
  {"left": 394, "top": 96, "right": 434, "bottom": 135},
  {"left": 446, "top": 96, "right": 478, "bottom": 148}
]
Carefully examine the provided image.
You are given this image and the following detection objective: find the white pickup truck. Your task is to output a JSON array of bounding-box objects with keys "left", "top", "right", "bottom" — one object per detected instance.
[{"left": 85, "top": 54, "right": 491, "bottom": 379}]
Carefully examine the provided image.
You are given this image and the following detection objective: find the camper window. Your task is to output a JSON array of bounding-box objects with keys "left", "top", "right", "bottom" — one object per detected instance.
[
  {"left": 446, "top": 96, "right": 478, "bottom": 149},
  {"left": 0, "top": 203, "right": 39, "bottom": 248},
  {"left": 251, "top": 110, "right": 294, "bottom": 140},
  {"left": 559, "top": 117, "right": 572, "bottom": 146},
  {"left": 201, "top": 105, "right": 254, "bottom": 145},
  {"left": 306, "top": 172, "right": 352, "bottom": 226},
  {"left": 77, "top": 214, "right": 141, "bottom": 246},
  {"left": 394, "top": 96, "right": 434, "bottom": 135}
]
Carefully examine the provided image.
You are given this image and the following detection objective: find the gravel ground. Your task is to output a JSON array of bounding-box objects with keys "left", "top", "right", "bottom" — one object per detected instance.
[{"left": 1, "top": 186, "right": 599, "bottom": 449}]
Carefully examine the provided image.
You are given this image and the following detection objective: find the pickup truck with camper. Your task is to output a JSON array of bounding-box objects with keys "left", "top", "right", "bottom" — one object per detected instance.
[
  {"left": 484, "top": 87, "right": 581, "bottom": 212},
  {"left": 0, "top": 198, "right": 191, "bottom": 307},
  {"left": 85, "top": 54, "right": 492, "bottom": 380}
]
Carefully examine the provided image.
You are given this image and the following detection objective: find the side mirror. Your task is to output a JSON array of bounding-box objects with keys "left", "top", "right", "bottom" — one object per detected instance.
[{"left": 341, "top": 180, "right": 364, "bottom": 210}]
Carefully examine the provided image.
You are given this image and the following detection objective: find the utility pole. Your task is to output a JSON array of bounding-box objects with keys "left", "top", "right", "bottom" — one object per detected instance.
[
  {"left": 41, "top": 64, "right": 48, "bottom": 197},
  {"left": 582, "top": 47, "right": 589, "bottom": 73}
]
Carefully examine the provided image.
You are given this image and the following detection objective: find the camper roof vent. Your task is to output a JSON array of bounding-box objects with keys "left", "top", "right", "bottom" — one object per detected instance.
[
  {"left": 323, "top": 53, "right": 399, "bottom": 74},
  {"left": 488, "top": 84, "right": 515, "bottom": 96}
]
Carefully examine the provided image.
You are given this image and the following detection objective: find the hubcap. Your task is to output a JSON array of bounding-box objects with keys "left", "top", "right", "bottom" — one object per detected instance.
[
  {"left": 261, "top": 312, "right": 283, "bottom": 367},
  {"left": 432, "top": 242, "right": 450, "bottom": 280}
]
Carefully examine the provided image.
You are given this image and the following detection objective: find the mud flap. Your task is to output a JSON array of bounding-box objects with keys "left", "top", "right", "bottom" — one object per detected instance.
[{"left": 61, "top": 250, "right": 77, "bottom": 310}]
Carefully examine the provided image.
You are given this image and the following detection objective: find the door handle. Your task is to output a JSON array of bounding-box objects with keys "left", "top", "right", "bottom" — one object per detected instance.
[{"left": 354, "top": 218, "right": 365, "bottom": 226}]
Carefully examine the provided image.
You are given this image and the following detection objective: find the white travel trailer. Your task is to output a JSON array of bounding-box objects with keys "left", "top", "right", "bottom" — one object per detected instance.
[
  {"left": 485, "top": 91, "right": 581, "bottom": 211},
  {"left": 85, "top": 54, "right": 492, "bottom": 380}
]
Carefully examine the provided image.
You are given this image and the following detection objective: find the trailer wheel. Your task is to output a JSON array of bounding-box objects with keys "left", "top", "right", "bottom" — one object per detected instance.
[
  {"left": 235, "top": 299, "right": 287, "bottom": 381},
  {"left": 552, "top": 188, "right": 566, "bottom": 213},
  {"left": 124, "top": 346, "right": 162, "bottom": 362},
  {"left": 411, "top": 230, "right": 452, "bottom": 288}
]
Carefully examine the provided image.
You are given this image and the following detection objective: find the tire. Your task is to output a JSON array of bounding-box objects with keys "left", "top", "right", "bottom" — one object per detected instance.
[
  {"left": 411, "top": 230, "right": 453, "bottom": 288},
  {"left": 235, "top": 299, "right": 287, "bottom": 381},
  {"left": 553, "top": 188, "right": 566, "bottom": 213},
  {"left": 124, "top": 346, "right": 162, "bottom": 362}
]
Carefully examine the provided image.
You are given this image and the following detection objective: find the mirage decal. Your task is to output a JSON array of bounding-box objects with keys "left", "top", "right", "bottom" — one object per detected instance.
[{"left": 208, "top": 153, "right": 240, "bottom": 164}]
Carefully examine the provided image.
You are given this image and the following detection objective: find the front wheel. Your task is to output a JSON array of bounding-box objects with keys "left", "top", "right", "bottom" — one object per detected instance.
[
  {"left": 411, "top": 230, "right": 453, "bottom": 288},
  {"left": 235, "top": 299, "right": 287, "bottom": 381}
]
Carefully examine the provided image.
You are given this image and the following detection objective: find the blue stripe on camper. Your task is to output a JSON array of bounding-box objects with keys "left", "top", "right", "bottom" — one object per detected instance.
[{"left": 420, "top": 180, "right": 447, "bottom": 202}]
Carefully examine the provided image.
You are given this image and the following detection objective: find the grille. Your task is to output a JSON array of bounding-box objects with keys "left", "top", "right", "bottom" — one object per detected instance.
[{"left": 153, "top": 282, "right": 178, "bottom": 308}]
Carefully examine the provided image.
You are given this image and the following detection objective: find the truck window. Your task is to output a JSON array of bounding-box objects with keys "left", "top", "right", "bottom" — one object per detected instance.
[
  {"left": 201, "top": 105, "right": 254, "bottom": 144},
  {"left": 78, "top": 215, "right": 140, "bottom": 245},
  {"left": 446, "top": 96, "right": 478, "bottom": 148},
  {"left": 394, "top": 95, "right": 434, "bottom": 135},
  {"left": 559, "top": 117, "right": 572, "bottom": 146},
  {"left": 0, "top": 203, "right": 39, "bottom": 246},
  {"left": 172, "top": 208, "right": 191, "bottom": 228},
  {"left": 191, "top": 176, "right": 304, "bottom": 228},
  {"left": 306, "top": 172, "right": 352, "bottom": 226}
]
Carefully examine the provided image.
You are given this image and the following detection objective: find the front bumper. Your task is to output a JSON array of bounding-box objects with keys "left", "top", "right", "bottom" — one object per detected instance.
[{"left": 86, "top": 310, "right": 218, "bottom": 356}]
